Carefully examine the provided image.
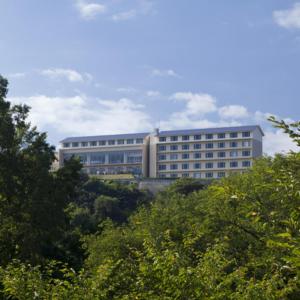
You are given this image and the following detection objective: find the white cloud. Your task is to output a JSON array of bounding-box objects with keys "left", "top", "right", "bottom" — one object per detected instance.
[
  {"left": 111, "top": 0, "right": 154, "bottom": 22},
  {"left": 151, "top": 68, "right": 179, "bottom": 78},
  {"left": 263, "top": 129, "right": 299, "bottom": 156},
  {"left": 8, "top": 72, "right": 26, "bottom": 79},
  {"left": 41, "top": 68, "right": 87, "bottom": 82},
  {"left": 112, "top": 10, "right": 137, "bottom": 21},
  {"left": 75, "top": 0, "right": 107, "bottom": 20},
  {"left": 273, "top": 3, "right": 300, "bottom": 29},
  {"left": 146, "top": 90, "right": 160, "bottom": 97},
  {"left": 8, "top": 90, "right": 298, "bottom": 156},
  {"left": 172, "top": 92, "right": 217, "bottom": 115},
  {"left": 116, "top": 87, "right": 138, "bottom": 94},
  {"left": 8, "top": 95, "right": 152, "bottom": 137},
  {"left": 160, "top": 92, "right": 230, "bottom": 130},
  {"left": 218, "top": 105, "right": 249, "bottom": 119}
]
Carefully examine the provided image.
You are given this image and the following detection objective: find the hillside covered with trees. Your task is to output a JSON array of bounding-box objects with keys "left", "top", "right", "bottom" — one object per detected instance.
[{"left": 0, "top": 75, "right": 300, "bottom": 299}]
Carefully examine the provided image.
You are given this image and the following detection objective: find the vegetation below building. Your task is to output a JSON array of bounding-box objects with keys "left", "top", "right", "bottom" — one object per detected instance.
[{"left": 0, "top": 75, "right": 300, "bottom": 299}]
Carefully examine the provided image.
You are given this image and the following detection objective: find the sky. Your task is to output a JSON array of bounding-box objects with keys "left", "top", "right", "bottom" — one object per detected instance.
[{"left": 1, "top": 0, "right": 300, "bottom": 155}]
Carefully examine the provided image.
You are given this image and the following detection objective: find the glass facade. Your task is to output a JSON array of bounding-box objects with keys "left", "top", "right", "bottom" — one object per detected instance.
[{"left": 63, "top": 150, "right": 142, "bottom": 166}]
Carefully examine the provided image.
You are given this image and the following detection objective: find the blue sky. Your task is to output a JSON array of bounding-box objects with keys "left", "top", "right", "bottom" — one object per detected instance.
[{"left": 1, "top": 0, "right": 300, "bottom": 154}]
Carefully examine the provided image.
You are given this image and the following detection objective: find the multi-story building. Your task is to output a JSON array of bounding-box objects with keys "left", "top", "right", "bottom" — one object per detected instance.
[
  {"left": 59, "top": 125, "right": 264, "bottom": 179},
  {"left": 59, "top": 133, "right": 149, "bottom": 177}
]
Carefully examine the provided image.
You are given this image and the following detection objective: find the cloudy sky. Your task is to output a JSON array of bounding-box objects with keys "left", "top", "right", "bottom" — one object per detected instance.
[{"left": 1, "top": 0, "right": 300, "bottom": 155}]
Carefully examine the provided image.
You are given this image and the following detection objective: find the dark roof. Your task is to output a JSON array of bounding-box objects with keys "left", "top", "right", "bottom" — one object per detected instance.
[
  {"left": 60, "top": 132, "right": 150, "bottom": 143},
  {"left": 159, "top": 125, "right": 264, "bottom": 136},
  {"left": 60, "top": 125, "right": 264, "bottom": 143}
]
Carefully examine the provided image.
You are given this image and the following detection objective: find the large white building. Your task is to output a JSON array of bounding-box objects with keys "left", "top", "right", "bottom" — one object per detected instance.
[{"left": 59, "top": 125, "right": 264, "bottom": 179}]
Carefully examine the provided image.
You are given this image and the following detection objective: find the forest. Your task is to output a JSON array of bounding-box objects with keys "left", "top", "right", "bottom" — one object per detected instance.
[{"left": 0, "top": 74, "right": 300, "bottom": 299}]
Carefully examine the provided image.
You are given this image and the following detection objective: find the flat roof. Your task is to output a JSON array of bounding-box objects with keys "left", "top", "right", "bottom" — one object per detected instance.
[
  {"left": 60, "top": 132, "right": 149, "bottom": 143},
  {"left": 159, "top": 125, "right": 264, "bottom": 137},
  {"left": 60, "top": 125, "right": 264, "bottom": 143}
]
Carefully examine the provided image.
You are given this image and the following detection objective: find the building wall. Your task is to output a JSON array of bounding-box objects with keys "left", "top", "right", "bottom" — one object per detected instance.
[{"left": 59, "top": 126, "right": 264, "bottom": 179}]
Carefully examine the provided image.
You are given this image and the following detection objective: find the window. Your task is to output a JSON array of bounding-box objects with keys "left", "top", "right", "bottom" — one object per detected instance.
[
  {"left": 230, "top": 161, "right": 238, "bottom": 168},
  {"left": 205, "top": 162, "right": 213, "bottom": 169},
  {"left": 194, "top": 134, "right": 201, "bottom": 140},
  {"left": 242, "top": 140, "right": 251, "bottom": 147},
  {"left": 81, "top": 142, "right": 88, "bottom": 147},
  {"left": 77, "top": 153, "right": 88, "bottom": 164},
  {"left": 205, "top": 152, "right": 214, "bottom": 158},
  {"left": 194, "top": 152, "right": 201, "bottom": 159},
  {"left": 205, "top": 172, "right": 213, "bottom": 178},
  {"left": 170, "top": 153, "right": 178, "bottom": 160},
  {"left": 230, "top": 141, "right": 238, "bottom": 148},
  {"left": 218, "top": 162, "right": 226, "bottom": 168},
  {"left": 182, "top": 173, "right": 190, "bottom": 178},
  {"left": 127, "top": 139, "right": 134, "bottom": 144},
  {"left": 159, "top": 174, "right": 166, "bottom": 178},
  {"left": 242, "top": 131, "right": 251, "bottom": 137},
  {"left": 218, "top": 133, "right": 225, "bottom": 139},
  {"left": 182, "top": 153, "right": 190, "bottom": 159},
  {"left": 218, "top": 172, "right": 226, "bottom": 178},
  {"left": 242, "top": 150, "right": 251, "bottom": 157},
  {"left": 159, "top": 164, "right": 167, "bottom": 170},
  {"left": 170, "top": 173, "right": 178, "bottom": 178},
  {"left": 242, "top": 161, "right": 251, "bottom": 167},
  {"left": 218, "top": 151, "right": 226, "bottom": 158},
  {"left": 99, "top": 141, "right": 106, "bottom": 146},
  {"left": 182, "top": 135, "right": 190, "bottom": 141},
  {"left": 136, "top": 138, "right": 143, "bottom": 144},
  {"left": 206, "top": 143, "right": 214, "bottom": 149},
  {"left": 108, "top": 152, "right": 124, "bottom": 164},
  {"left": 193, "top": 173, "right": 201, "bottom": 178},
  {"left": 63, "top": 143, "right": 70, "bottom": 148},
  {"left": 218, "top": 142, "right": 225, "bottom": 148},
  {"left": 170, "top": 145, "right": 178, "bottom": 151},
  {"left": 90, "top": 141, "right": 97, "bottom": 147},
  {"left": 194, "top": 163, "right": 201, "bottom": 169},
  {"left": 159, "top": 154, "right": 166, "bottom": 160},
  {"left": 182, "top": 163, "right": 189, "bottom": 170},
  {"left": 206, "top": 134, "right": 213, "bottom": 139},
  {"left": 170, "top": 164, "right": 178, "bottom": 170},
  {"left": 159, "top": 145, "right": 166, "bottom": 151},
  {"left": 230, "top": 151, "right": 238, "bottom": 157},
  {"left": 194, "top": 144, "right": 201, "bottom": 149},
  {"left": 170, "top": 136, "right": 178, "bottom": 141},
  {"left": 159, "top": 137, "right": 166, "bottom": 142},
  {"left": 90, "top": 152, "right": 105, "bottom": 164},
  {"left": 182, "top": 144, "right": 189, "bottom": 150},
  {"left": 108, "top": 140, "right": 115, "bottom": 145},
  {"left": 230, "top": 132, "right": 238, "bottom": 138},
  {"left": 72, "top": 142, "right": 79, "bottom": 147},
  {"left": 127, "top": 151, "right": 142, "bottom": 163}
]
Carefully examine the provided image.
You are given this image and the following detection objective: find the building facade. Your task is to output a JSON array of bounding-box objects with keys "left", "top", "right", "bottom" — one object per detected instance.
[
  {"left": 59, "top": 125, "right": 264, "bottom": 179},
  {"left": 59, "top": 133, "right": 149, "bottom": 177}
]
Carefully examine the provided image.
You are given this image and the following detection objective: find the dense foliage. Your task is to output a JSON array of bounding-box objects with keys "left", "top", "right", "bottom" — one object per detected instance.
[{"left": 0, "top": 75, "right": 300, "bottom": 299}]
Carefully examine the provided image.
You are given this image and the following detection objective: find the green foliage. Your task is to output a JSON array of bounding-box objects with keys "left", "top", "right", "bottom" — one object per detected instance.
[
  {"left": 164, "top": 177, "right": 205, "bottom": 195},
  {"left": 0, "top": 76, "right": 82, "bottom": 266},
  {"left": 1, "top": 80, "right": 300, "bottom": 299}
]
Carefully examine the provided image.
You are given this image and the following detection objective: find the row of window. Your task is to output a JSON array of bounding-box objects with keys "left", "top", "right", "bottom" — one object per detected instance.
[
  {"left": 158, "top": 160, "right": 251, "bottom": 171},
  {"left": 158, "top": 131, "right": 251, "bottom": 142},
  {"left": 86, "top": 166, "right": 142, "bottom": 175},
  {"left": 158, "top": 141, "right": 251, "bottom": 151},
  {"left": 158, "top": 150, "right": 251, "bottom": 161},
  {"left": 63, "top": 151, "right": 143, "bottom": 165},
  {"left": 63, "top": 138, "right": 144, "bottom": 148},
  {"left": 159, "top": 172, "right": 226, "bottom": 179}
]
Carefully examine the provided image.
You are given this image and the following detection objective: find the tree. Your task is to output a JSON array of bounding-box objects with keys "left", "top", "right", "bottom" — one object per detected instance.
[{"left": 0, "top": 75, "right": 82, "bottom": 265}]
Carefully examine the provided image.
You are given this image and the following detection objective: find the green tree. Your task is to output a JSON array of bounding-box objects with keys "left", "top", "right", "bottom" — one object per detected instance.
[{"left": 0, "top": 75, "right": 82, "bottom": 266}]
